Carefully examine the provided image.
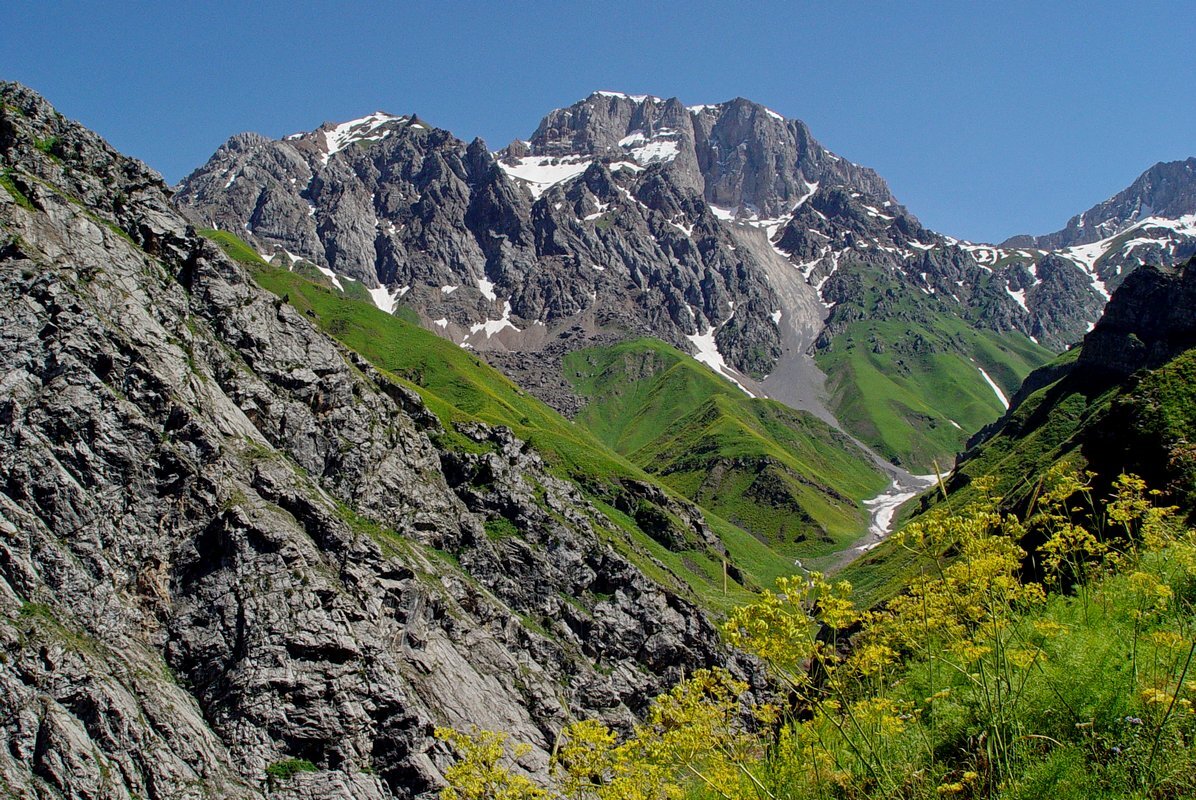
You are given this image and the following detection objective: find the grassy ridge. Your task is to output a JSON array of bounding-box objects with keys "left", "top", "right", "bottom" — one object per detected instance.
[
  {"left": 565, "top": 338, "right": 889, "bottom": 559},
  {"left": 813, "top": 257, "right": 1054, "bottom": 472},
  {"left": 200, "top": 229, "right": 795, "bottom": 611},
  {"left": 952, "top": 345, "right": 1196, "bottom": 511}
]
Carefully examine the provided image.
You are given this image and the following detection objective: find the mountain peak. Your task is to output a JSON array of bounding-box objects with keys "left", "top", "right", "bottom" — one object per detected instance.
[
  {"left": 1006, "top": 156, "right": 1196, "bottom": 250},
  {"left": 307, "top": 112, "right": 415, "bottom": 162},
  {"left": 588, "top": 90, "right": 662, "bottom": 103}
]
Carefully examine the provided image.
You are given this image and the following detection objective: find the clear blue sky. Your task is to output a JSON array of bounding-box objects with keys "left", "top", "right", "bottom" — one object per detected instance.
[{"left": 4, "top": 1, "right": 1194, "bottom": 242}]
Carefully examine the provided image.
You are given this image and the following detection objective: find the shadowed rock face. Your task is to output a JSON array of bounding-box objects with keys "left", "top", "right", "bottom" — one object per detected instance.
[
  {"left": 0, "top": 82, "right": 756, "bottom": 800},
  {"left": 1078, "top": 258, "right": 1196, "bottom": 377}
]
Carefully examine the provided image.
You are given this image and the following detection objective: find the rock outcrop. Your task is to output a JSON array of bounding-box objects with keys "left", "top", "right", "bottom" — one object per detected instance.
[
  {"left": 0, "top": 82, "right": 751, "bottom": 800},
  {"left": 1077, "top": 258, "right": 1196, "bottom": 377}
]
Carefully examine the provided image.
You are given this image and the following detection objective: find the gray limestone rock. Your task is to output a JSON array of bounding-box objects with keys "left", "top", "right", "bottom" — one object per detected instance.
[{"left": 0, "top": 81, "right": 755, "bottom": 800}]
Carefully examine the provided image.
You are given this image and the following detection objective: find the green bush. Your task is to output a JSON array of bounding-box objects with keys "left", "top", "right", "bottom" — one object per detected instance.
[{"left": 265, "top": 758, "right": 317, "bottom": 781}]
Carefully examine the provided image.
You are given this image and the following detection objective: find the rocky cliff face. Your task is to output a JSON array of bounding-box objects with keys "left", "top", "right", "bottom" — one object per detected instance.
[
  {"left": 517, "top": 91, "right": 895, "bottom": 218},
  {"left": 0, "top": 82, "right": 751, "bottom": 799}
]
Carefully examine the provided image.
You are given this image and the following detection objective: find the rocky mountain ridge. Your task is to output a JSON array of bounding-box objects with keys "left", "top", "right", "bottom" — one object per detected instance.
[
  {"left": 0, "top": 81, "right": 753, "bottom": 799},
  {"left": 176, "top": 94, "right": 1196, "bottom": 379},
  {"left": 176, "top": 91, "right": 1069, "bottom": 467},
  {"left": 1005, "top": 157, "right": 1196, "bottom": 250},
  {"left": 939, "top": 158, "right": 1196, "bottom": 350}
]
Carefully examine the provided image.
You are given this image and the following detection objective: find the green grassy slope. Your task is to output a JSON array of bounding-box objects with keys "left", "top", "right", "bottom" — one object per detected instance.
[
  {"left": 953, "top": 345, "right": 1196, "bottom": 510},
  {"left": 564, "top": 339, "right": 889, "bottom": 560},
  {"left": 814, "top": 260, "right": 1054, "bottom": 472},
  {"left": 817, "top": 316, "right": 1052, "bottom": 472},
  {"left": 200, "top": 230, "right": 795, "bottom": 612}
]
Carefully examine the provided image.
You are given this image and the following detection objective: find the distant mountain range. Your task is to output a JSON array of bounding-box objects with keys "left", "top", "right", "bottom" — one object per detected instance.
[{"left": 173, "top": 92, "right": 1196, "bottom": 470}]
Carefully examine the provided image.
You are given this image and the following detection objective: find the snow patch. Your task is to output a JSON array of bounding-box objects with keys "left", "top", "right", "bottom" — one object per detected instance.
[
  {"left": 498, "top": 155, "right": 592, "bottom": 198},
  {"left": 583, "top": 201, "right": 611, "bottom": 222},
  {"left": 668, "top": 216, "right": 695, "bottom": 237},
  {"left": 626, "top": 138, "right": 680, "bottom": 165},
  {"left": 314, "top": 265, "right": 343, "bottom": 291},
  {"left": 686, "top": 322, "right": 756, "bottom": 398},
  {"left": 594, "top": 90, "right": 655, "bottom": 102},
  {"left": 608, "top": 161, "right": 644, "bottom": 174},
  {"left": 862, "top": 473, "right": 938, "bottom": 540},
  {"left": 716, "top": 184, "right": 817, "bottom": 254},
  {"left": 977, "top": 366, "right": 1009, "bottom": 409},
  {"left": 478, "top": 278, "right": 497, "bottom": 301},
  {"left": 321, "top": 112, "right": 402, "bottom": 164},
  {"left": 368, "top": 285, "right": 400, "bottom": 314},
  {"left": 1005, "top": 285, "right": 1028, "bottom": 312},
  {"left": 1054, "top": 213, "right": 1196, "bottom": 301},
  {"left": 814, "top": 251, "right": 843, "bottom": 308},
  {"left": 467, "top": 300, "right": 521, "bottom": 339},
  {"left": 613, "top": 127, "right": 683, "bottom": 166}
]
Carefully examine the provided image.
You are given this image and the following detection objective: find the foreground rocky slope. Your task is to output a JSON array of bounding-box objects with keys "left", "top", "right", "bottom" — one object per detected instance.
[{"left": 0, "top": 83, "right": 751, "bottom": 799}]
